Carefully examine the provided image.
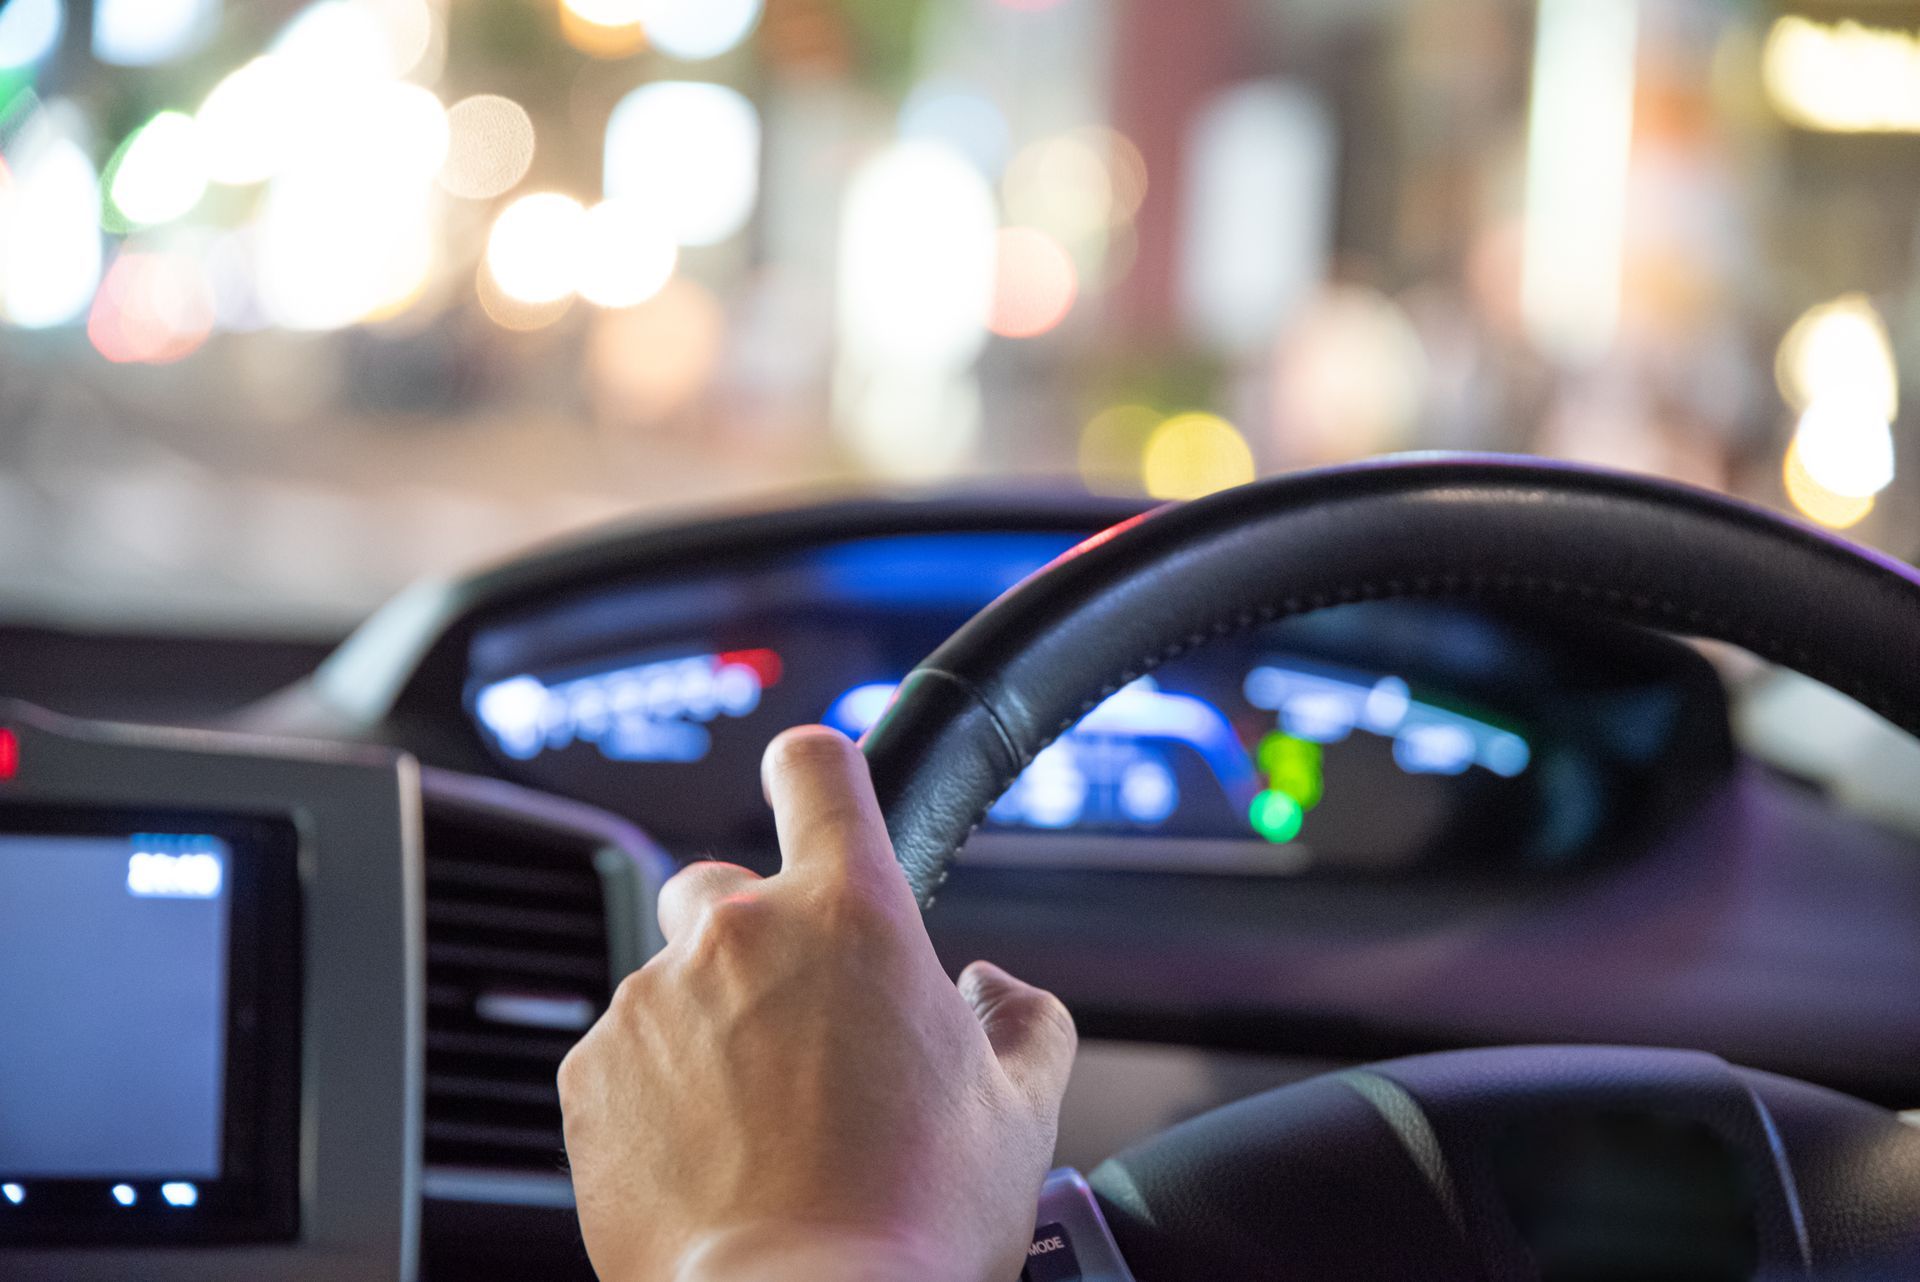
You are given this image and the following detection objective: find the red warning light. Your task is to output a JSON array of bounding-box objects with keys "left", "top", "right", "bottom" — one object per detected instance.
[{"left": 0, "top": 728, "right": 17, "bottom": 781}]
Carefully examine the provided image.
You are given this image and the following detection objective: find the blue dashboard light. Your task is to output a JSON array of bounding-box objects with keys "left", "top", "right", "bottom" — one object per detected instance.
[
  {"left": 111, "top": 1184, "right": 136, "bottom": 1207},
  {"left": 2, "top": 1183, "right": 23, "bottom": 1205},
  {"left": 160, "top": 1182, "right": 199, "bottom": 1208}
]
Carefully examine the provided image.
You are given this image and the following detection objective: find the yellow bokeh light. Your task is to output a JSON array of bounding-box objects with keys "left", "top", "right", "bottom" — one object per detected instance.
[
  {"left": 1774, "top": 293, "right": 1897, "bottom": 418},
  {"left": 1077, "top": 404, "right": 1159, "bottom": 495},
  {"left": 1783, "top": 438, "right": 1874, "bottom": 529},
  {"left": 1141, "top": 413, "right": 1256, "bottom": 500},
  {"left": 558, "top": 0, "right": 647, "bottom": 58},
  {"left": 1763, "top": 15, "right": 1920, "bottom": 133},
  {"left": 486, "top": 192, "right": 586, "bottom": 305}
]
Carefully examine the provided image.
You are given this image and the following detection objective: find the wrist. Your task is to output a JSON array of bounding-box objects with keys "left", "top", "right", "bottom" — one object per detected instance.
[{"left": 673, "top": 1221, "right": 963, "bottom": 1282}]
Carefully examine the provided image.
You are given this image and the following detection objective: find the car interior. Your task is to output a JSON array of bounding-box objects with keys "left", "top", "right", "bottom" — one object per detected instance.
[{"left": 4, "top": 0, "right": 1920, "bottom": 1279}]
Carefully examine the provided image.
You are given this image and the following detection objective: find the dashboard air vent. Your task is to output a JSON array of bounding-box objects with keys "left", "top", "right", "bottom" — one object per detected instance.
[{"left": 421, "top": 807, "right": 618, "bottom": 1174}]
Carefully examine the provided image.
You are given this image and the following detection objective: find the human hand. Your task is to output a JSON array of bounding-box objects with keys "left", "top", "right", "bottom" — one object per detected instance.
[{"left": 558, "top": 725, "right": 1077, "bottom": 1282}]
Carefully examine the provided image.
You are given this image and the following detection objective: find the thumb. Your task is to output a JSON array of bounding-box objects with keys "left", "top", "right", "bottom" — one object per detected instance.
[{"left": 959, "top": 960, "right": 1077, "bottom": 1116}]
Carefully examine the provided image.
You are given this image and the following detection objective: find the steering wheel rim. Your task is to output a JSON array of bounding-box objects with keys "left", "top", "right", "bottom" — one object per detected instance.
[
  {"left": 861, "top": 454, "right": 1920, "bottom": 1278},
  {"left": 860, "top": 454, "right": 1920, "bottom": 1279},
  {"left": 862, "top": 453, "right": 1920, "bottom": 909}
]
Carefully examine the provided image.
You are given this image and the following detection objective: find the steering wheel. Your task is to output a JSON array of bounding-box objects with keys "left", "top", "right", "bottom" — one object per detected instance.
[{"left": 861, "top": 456, "right": 1920, "bottom": 1279}]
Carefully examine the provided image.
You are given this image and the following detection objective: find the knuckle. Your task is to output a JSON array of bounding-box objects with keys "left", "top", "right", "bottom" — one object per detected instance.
[{"left": 689, "top": 892, "right": 768, "bottom": 957}]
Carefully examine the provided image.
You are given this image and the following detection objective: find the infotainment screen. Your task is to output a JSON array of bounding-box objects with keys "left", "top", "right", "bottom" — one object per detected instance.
[{"left": 0, "top": 809, "right": 299, "bottom": 1245}]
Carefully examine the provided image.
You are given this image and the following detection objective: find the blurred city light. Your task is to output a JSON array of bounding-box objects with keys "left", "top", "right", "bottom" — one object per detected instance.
[
  {"left": 988, "top": 226, "right": 1076, "bottom": 339},
  {"left": 1792, "top": 399, "right": 1895, "bottom": 501},
  {"left": 604, "top": 82, "right": 759, "bottom": 246},
  {"left": 576, "top": 199, "right": 677, "bottom": 309},
  {"left": 644, "top": 0, "right": 761, "bottom": 61},
  {"left": 1520, "top": 0, "right": 1639, "bottom": 366},
  {"left": 1272, "top": 285, "right": 1427, "bottom": 463},
  {"left": 272, "top": 0, "right": 401, "bottom": 80},
  {"left": 1180, "top": 81, "right": 1333, "bottom": 352},
  {"left": 1775, "top": 294, "right": 1897, "bottom": 419},
  {"left": 558, "top": 0, "right": 647, "bottom": 59},
  {"left": 1003, "top": 132, "right": 1114, "bottom": 253},
  {"left": 87, "top": 248, "right": 215, "bottom": 363},
  {"left": 104, "top": 111, "right": 209, "bottom": 229},
  {"left": 0, "top": 116, "right": 101, "bottom": 328},
  {"left": 92, "top": 0, "right": 217, "bottom": 66},
  {"left": 836, "top": 365, "right": 983, "bottom": 481},
  {"left": 439, "top": 95, "right": 536, "bottom": 200},
  {"left": 0, "top": 0, "right": 62, "bottom": 70},
  {"left": 837, "top": 141, "right": 995, "bottom": 366},
  {"left": 1077, "top": 404, "right": 1159, "bottom": 495},
  {"left": 1141, "top": 413, "right": 1256, "bottom": 499},
  {"left": 587, "top": 276, "right": 724, "bottom": 418},
  {"left": 196, "top": 59, "right": 306, "bottom": 185},
  {"left": 1764, "top": 16, "right": 1920, "bottom": 133},
  {"left": 476, "top": 260, "right": 573, "bottom": 332},
  {"left": 1784, "top": 438, "right": 1875, "bottom": 530},
  {"left": 257, "top": 171, "right": 434, "bottom": 330},
  {"left": 898, "top": 81, "right": 1010, "bottom": 177},
  {"left": 487, "top": 193, "right": 587, "bottom": 306}
]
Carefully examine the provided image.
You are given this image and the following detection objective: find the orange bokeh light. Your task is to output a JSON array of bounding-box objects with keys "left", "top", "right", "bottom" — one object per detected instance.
[{"left": 988, "top": 226, "right": 1077, "bottom": 339}]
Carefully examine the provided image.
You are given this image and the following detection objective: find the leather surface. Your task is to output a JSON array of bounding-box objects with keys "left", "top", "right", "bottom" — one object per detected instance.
[
  {"left": 1090, "top": 1046, "right": 1920, "bottom": 1280},
  {"left": 861, "top": 456, "right": 1920, "bottom": 907}
]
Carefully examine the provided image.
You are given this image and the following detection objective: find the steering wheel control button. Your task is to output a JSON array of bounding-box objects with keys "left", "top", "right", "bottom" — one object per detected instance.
[
  {"left": 1027, "top": 1168, "right": 1138, "bottom": 1282},
  {"left": 1024, "top": 1222, "right": 1079, "bottom": 1281}
]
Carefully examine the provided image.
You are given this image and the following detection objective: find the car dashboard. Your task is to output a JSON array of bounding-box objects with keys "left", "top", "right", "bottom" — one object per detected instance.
[{"left": 4, "top": 494, "right": 1919, "bottom": 1281}]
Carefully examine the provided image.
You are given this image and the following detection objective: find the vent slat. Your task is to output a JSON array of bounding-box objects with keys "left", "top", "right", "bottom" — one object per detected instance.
[{"left": 422, "top": 810, "right": 615, "bottom": 1174}]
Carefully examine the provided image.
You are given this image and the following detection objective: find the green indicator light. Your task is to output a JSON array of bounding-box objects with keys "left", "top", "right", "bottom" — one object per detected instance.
[
  {"left": 1249, "top": 789, "right": 1304, "bottom": 843},
  {"left": 1257, "top": 732, "right": 1324, "bottom": 811}
]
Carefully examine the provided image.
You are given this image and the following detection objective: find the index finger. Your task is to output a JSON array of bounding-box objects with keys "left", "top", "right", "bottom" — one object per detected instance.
[{"left": 760, "top": 725, "right": 897, "bottom": 883}]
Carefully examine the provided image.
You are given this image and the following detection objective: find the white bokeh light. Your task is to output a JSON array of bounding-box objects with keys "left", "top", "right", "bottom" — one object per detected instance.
[
  {"left": 93, "top": 0, "right": 218, "bottom": 65},
  {"left": 0, "top": 0, "right": 63, "bottom": 69},
  {"left": 108, "top": 112, "right": 209, "bottom": 226},
  {"left": 1, "top": 118, "right": 102, "bottom": 328},
  {"left": 576, "top": 200, "right": 678, "bottom": 308},
  {"left": 604, "top": 82, "right": 759, "bottom": 246},
  {"left": 642, "top": 0, "right": 761, "bottom": 61},
  {"left": 487, "top": 193, "right": 588, "bottom": 305}
]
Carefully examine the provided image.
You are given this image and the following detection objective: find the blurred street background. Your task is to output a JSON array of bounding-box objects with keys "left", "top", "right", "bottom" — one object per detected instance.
[{"left": 0, "top": 0, "right": 1913, "bottom": 632}]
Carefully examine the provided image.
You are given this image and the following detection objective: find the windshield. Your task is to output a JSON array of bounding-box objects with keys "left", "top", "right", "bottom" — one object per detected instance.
[{"left": 0, "top": 0, "right": 1910, "bottom": 632}]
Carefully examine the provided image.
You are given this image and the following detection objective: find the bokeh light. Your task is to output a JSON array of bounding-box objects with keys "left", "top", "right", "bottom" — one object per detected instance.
[
  {"left": 576, "top": 199, "right": 677, "bottom": 309},
  {"left": 271, "top": 0, "right": 399, "bottom": 79},
  {"left": 486, "top": 193, "right": 587, "bottom": 306},
  {"left": 1002, "top": 132, "right": 1115, "bottom": 251},
  {"left": 92, "top": 0, "right": 217, "bottom": 66},
  {"left": 439, "top": 95, "right": 536, "bottom": 200},
  {"left": 104, "top": 111, "right": 209, "bottom": 229},
  {"left": 988, "top": 226, "right": 1077, "bottom": 339},
  {"left": 257, "top": 173, "right": 435, "bottom": 330},
  {"left": 1791, "top": 399, "right": 1895, "bottom": 500},
  {"left": 1783, "top": 438, "right": 1874, "bottom": 529},
  {"left": 0, "top": 0, "right": 62, "bottom": 70},
  {"left": 87, "top": 249, "right": 216, "bottom": 364},
  {"left": 1141, "top": 413, "right": 1256, "bottom": 499},
  {"left": 1077, "top": 404, "right": 1159, "bottom": 495},
  {"left": 837, "top": 142, "right": 996, "bottom": 366},
  {"left": 645, "top": 0, "right": 761, "bottom": 60},
  {"left": 1272, "top": 285, "right": 1427, "bottom": 464},
  {"left": 587, "top": 276, "right": 724, "bottom": 418},
  {"left": 1775, "top": 293, "right": 1897, "bottom": 419},
  {"left": 836, "top": 366, "right": 983, "bottom": 481},
  {"left": 196, "top": 59, "right": 296, "bottom": 185},
  {"left": 1764, "top": 16, "right": 1920, "bottom": 133},
  {"left": 604, "top": 82, "right": 759, "bottom": 246},
  {"left": 0, "top": 117, "right": 101, "bottom": 328},
  {"left": 558, "top": 0, "right": 647, "bottom": 60},
  {"left": 898, "top": 81, "right": 1010, "bottom": 177},
  {"left": 476, "top": 260, "right": 573, "bottom": 332}
]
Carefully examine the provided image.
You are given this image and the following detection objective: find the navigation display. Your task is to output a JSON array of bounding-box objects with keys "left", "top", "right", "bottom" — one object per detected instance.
[{"left": 0, "top": 833, "right": 232, "bottom": 1179}]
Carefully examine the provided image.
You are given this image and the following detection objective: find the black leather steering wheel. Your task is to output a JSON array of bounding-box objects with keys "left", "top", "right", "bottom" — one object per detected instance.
[{"left": 861, "top": 455, "right": 1920, "bottom": 1278}]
